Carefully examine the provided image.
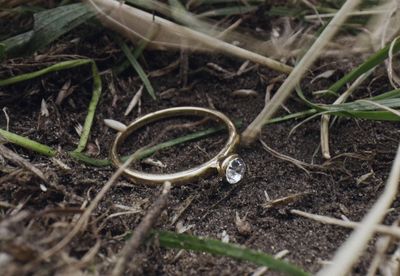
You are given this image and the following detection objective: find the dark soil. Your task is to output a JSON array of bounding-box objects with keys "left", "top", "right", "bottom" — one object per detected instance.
[{"left": 1, "top": 9, "right": 400, "bottom": 276}]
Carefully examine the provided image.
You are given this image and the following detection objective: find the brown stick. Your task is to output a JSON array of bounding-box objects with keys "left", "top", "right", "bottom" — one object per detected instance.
[{"left": 112, "top": 182, "right": 172, "bottom": 276}]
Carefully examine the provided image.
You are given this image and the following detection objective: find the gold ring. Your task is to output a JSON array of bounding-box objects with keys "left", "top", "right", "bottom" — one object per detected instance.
[{"left": 110, "top": 106, "right": 246, "bottom": 185}]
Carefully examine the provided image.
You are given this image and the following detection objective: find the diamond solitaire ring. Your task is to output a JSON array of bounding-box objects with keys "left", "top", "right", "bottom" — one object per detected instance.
[{"left": 110, "top": 106, "right": 246, "bottom": 185}]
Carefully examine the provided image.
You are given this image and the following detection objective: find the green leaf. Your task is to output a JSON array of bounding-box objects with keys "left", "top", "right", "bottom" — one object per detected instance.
[
  {"left": 155, "top": 231, "right": 309, "bottom": 276},
  {"left": 1, "top": 3, "right": 94, "bottom": 59},
  {"left": 0, "top": 128, "right": 57, "bottom": 157},
  {"left": 295, "top": 86, "right": 400, "bottom": 122},
  {"left": 114, "top": 36, "right": 157, "bottom": 100},
  {"left": 0, "top": 59, "right": 92, "bottom": 86},
  {"left": 0, "top": 59, "right": 102, "bottom": 153},
  {"left": 0, "top": 43, "right": 5, "bottom": 60},
  {"left": 328, "top": 38, "right": 400, "bottom": 93},
  {"left": 128, "top": 120, "right": 241, "bottom": 160}
]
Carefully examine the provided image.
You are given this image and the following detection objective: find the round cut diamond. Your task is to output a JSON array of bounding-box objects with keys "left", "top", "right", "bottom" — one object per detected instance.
[{"left": 225, "top": 157, "right": 246, "bottom": 184}]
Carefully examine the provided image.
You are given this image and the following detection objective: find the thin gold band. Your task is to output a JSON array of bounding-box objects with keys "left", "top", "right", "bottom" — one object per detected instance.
[{"left": 110, "top": 106, "right": 241, "bottom": 185}]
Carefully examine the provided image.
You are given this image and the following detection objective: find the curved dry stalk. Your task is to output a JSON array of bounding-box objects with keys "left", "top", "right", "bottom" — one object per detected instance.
[
  {"left": 84, "top": 0, "right": 292, "bottom": 73},
  {"left": 259, "top": 138, "right": 324, "bottom": 175},
  {"left": 317, "top": 145, "right": 400, "bottom": 275},
  {"left": 320, "top": 70, "right": 372, "bottom": 159},
  {"left": 241, "top": 0, "right": 362, "bottom": 145},
  {"left": 366, "top": 220, "right": 399, "bottom": 276},
  {"left": 387, "top": 36, "right": 400, "bottom": 89}
]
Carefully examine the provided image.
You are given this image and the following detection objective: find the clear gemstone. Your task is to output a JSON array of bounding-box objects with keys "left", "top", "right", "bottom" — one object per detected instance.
[{"left": 225, "top": 157, "right": 246, "bottom": 184}]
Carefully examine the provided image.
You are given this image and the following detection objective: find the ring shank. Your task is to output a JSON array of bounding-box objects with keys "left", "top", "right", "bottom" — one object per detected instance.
[{"left": 110, "top": 106, "right": 239, "bottom": 185}]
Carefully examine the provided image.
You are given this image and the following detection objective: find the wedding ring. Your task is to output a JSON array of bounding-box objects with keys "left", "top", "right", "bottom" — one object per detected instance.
[{"left": 110, "top": 106, "right": 246, "bottom": 185}]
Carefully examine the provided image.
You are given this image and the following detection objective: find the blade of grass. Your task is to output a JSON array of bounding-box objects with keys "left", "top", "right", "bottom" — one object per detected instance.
[
  {"left": 114, "top": 35, "right": 156, "bottom": 100},
  {"left": 321, "top": 70, "right": 372, "bottom": 159},
  {"left": 0, "top": 59, "right": 92, "bottom": 86},
  {"left": 328, "top": 38, "right": 400, "bottom": 93},
  {"left": 73, "top": 61, "right": 102, "bottom": 153},
  {"left": 0, "top": 120, "right": 241, "bottom": 167},
  {"left": 130, "top": 122, "right": 241, "bottom": 160},
  {"left": 112, "top": 25, "right": 160, "bottom": 75},
  {"left": 154, "top": 230, "right": 309, "bottom": 276},
  {"left": 0, "top": 128, "right": 57, "bottom": 157},
  {"left": 0, "top": 59, "right": 102, "bottom": 153},
  {"left": 265, "top": 109, "right": 317, "bottom": 125},
  {"left": 295, "top": 86, "right": 400, "bottom": 121},
  {"left": 1, "top": 3, "right": 94, "bottom": 59}
]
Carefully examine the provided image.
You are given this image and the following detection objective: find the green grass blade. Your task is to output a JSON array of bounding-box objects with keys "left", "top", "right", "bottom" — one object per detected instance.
[
  {"left": 73, "top": 61, "right": 102, "bottom": 153},
  {"left": 130, "top": 122, "right": 240, "bottom": 160},
  {"left": 0, "top": 31, "right": 33, "bottom": 59},
  {"left": 331, "top": 110, "right": 400, "bottom": 121},
  {"left": 265, "top": 109, "right": 318, "bottom": 125},
  {"left": 0, "top": 129, "right": 57, "bottom": 157},
  {"left": 0, "top": 59, "right": 102, "bottom": 153},
  {"left": 368, "top": 89, "right": 400, "bottom": 101},
  {"left": 1, "top": 3, "right": 94, "bottom": 59},
  {"left": 68, "top": 151, "right": 111, "bottom": 166},
  {"left": 328, "top": 38, "right": 400, "bottom": 93},
  {"left": 0, "top": 59, "right": 92, "bottom": 86},
  {"left": 154, "top": 230, "right": 309, "bottom": 276},
  {"left": 295, "top": 85, "right": 400, "bottom": 122},
  {"left": 114, "top": 36, "right": 156, "bottom": 100},
  {"left": 0, "top": 120, "right": 241, "bottom": 167}
]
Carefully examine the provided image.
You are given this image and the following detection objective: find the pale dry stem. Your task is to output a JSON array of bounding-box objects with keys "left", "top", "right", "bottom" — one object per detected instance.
[
  {"left": 317, "top": 144, "right": 400, "bottom": 275},
  {"left": 241, "top": 0, "right": 362, "bottom": 145},
  {"left": 111, "top": 182, "right": 171, "bottom": 276},
  {"left": 85, "top": 0, "right": 292, "bottom": 73},
  {"left": 320, "top": 71, "right": 372, "bottom": 159},
  {"left": 291, "top": 209, "right": 400, "bottom": 239}
]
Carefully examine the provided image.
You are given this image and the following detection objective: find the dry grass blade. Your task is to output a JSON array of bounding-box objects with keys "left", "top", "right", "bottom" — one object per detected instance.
[
  {"left": 259, "top": 138, "right": 323, "bottom": 175},
  {"left": 317, "top": 144, "right": 400, "bottom": 275},
  {"left": 112, "top": 182, "right": 171, "bottom": 276},
  {"left": 84, "top": 0, "right": 292, "bottom": 73},
  {"left": 0, "top": 144, "right": 46, "bottom": 182},
  {"left": 241, "top": 0, "right": 362, "bottom": 145},
  {"left": 124, "top": 85, "right": 143, "bottom": 116},
  {"left": 367, "top": 219, "right": 400, "bottom": 276},
  {"left": 291, "top": 209, "right": 400, "bottom": 239},
  {"left": 320, "top": 71, "right": 372, "bottom": 159},
  {"left": 263, "top": 193, "right": 311, "bottom": 209}
]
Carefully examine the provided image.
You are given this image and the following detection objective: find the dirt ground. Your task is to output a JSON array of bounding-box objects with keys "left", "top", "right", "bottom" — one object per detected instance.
[{"left": 1, "top": 5, "right": 400, "bottom": 276}]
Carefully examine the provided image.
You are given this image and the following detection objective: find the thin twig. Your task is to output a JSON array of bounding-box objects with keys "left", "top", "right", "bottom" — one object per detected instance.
[
  {"left": 30, "top": 153, "right": 138, "bottom": 265},
  {"left": 0, "top": 144, "right": 47, "bottom": 182},
  {"left": 112, "top": 182, "right": 171, "bottom": 276},
  {"left": 291, "top": 209, "right": 400, "bottom": 239}
]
